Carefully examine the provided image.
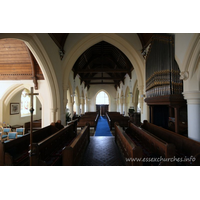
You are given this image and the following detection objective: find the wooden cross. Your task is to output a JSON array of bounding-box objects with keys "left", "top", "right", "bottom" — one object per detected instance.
[{"left": 28, "top": 87, "right": 39, "bottom": 166}]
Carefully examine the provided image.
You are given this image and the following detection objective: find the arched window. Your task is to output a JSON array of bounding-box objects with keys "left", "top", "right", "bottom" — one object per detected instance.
[
  {"left": 21, "top": 89, "right": 36, "bottom": 117},
  {"left": 96, "top": 91, "right": 109, "bottom": 105}
]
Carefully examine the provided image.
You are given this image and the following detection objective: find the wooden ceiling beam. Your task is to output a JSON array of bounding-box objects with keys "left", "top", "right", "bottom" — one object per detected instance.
[
  {"left": 81, "top": 77, "right": 121, "bottom": 80},
  {"left": 26, "top": 48, "right": 38, "bottom": 90},
  {"left": 77, "top": 68, "right": 130, "bottom": 73},
  {"left": 89, "top": 82, "right": 115, "bottom": 84}
]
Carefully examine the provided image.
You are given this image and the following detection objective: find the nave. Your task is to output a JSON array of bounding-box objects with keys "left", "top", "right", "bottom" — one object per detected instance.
[{"left": 80, "top": 115, "right": 125, "bottom": 166}]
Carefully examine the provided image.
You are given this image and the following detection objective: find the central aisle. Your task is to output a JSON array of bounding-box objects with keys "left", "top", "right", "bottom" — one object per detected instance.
[
  {"left": 94, "top": 116, "right": 112, "bottom": 136},
  {"left": 80, "top": 115, "right": 125, "bottom": 166},
  {"left": 80, "top": 136, "right": 125, "bottom": 166}
]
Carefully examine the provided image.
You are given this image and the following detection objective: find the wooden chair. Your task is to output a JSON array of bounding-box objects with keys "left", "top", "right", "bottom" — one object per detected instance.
[
  {"left": 0, "top": 128, "right": 11, "bottom": 142},
  {"left": 16, "top": 128, "right": 25, "bottom": 138},
  {"left": 6, "top": 132, "right": 18, "bottom": 141}
]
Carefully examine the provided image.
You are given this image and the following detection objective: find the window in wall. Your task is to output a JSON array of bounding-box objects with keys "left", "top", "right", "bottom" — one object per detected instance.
[
  {"left": 21, "top": 89, "right": 36, "bottom": 117},
  {"left": 96, "top": 91, "right": 109, "bottom": 105}
]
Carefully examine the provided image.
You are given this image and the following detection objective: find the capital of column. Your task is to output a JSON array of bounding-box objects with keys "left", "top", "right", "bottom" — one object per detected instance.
[
  {"left": 50, "top": 108, "right": 58, "bottom": 113},
  {"left": 183, "top": 91, "right": 200, "bottom": 104}
]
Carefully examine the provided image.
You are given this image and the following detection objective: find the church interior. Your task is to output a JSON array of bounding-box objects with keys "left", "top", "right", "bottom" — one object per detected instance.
[
  {"left": 2, "top": 1, "right": 200, "bottom": 198},
  {"left": 0, "top": 33, "right": 199, "bottom": 167}
]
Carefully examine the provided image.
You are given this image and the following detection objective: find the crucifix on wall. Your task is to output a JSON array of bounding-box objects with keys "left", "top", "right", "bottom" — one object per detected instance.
[{"left": 28, "top": 87, "right": 39, "bottom": 166}]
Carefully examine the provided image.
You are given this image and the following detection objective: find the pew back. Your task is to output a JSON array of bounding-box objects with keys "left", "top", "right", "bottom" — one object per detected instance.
[
  {"left": 31, "top": 123, "right": 75, "bottom": 166},
  {"left": 115, "top": 123, "right": 143, "bottom": 166},
  {"left": 62, "top": 123, "right": 90, "bottom": 166},
  {"left": 128, "top": 122, "right": 176, "bottom": 159},
  {"left": 0, "top": 125, "right": 59, "bottom": 166},
  {"left": 77, "top": 113, "right": 99, "bottom": 130},
  {"left": 106, "top": 112, "right": 129, "bottom": 130},
  {"left": 141, "top": 120, "right": 200, "bottom": 165}
]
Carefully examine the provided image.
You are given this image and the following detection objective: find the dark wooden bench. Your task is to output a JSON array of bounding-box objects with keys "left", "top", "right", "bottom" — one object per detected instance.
[
  {"left": 31, "top": 123, "right": 90, "bottom": 166},
  {"left": 77, "top": 113, "right": 99, "bottom": 130},
  {"left": 118, "top": 122, "right": 176, "bottom": 165},
  {"left": 24, "top": 119, "right": 42, "bottom": 134},
  {"left": 115, "top": 122, "right": 143, "bottom": 166},
  {"left": 0, "top": 125, "right": 59, "bottom": 166},
  {"left": 141, "top": 120, "right": 200, "bottom": 165},
  {"left": 66, "top": 119, "right": 78, "bottom": 136},
  {"left": 62, "top": 123, "right": 90, "bottom": 166},
  {"left": 106, "top": 112, "right": 129, "bottom": 130}
]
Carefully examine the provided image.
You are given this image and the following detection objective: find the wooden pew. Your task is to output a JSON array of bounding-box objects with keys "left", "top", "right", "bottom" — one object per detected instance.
[
  {"left": 66, "top": 119, "right": 78, "bottom": 136},
  {"left": 77, "top": 113, "right": 99, "bottom": 130},
  {"left": 0, "top": 125, "right": 59, "bottom": 166},
  {"left": 31, "top": 123, "right": 90, "bottom": 166},
  {"left": 24, "top": 119, "right": 41, "bottom": 134},
  {"left": 123, "top": 122, "right": 176, "bottom": 165},
  {"left": 115, "top": 122, "right": 143, "bottom": 166},
  {"left": 106, "top": 112, "right": 129, "bottom": 130},
  {"left": 62, "top": 123, "right": 90, "bottom": 166},
  {"left": 141, "top": 120, "right": 200, "bottom": 165}
]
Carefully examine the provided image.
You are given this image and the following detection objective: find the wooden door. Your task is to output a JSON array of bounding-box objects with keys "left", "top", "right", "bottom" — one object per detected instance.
[{"left": 96, "top": 105, "right": 109, "bottom": 116}]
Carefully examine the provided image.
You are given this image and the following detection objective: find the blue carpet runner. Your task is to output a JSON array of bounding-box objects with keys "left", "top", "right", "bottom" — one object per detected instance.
[{"left": 94, "top": 116, "right": 112, "bottom": 136}]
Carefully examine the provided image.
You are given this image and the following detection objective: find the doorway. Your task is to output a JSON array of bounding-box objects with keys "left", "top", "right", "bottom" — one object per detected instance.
[{"left": 96, "top": 105, "right": 109, "bottom": 116}]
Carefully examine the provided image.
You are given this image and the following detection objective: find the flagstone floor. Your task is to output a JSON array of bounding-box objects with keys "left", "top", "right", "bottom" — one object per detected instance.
[{"left": 80, "top": 136, "right": 126, "bottom": 166}]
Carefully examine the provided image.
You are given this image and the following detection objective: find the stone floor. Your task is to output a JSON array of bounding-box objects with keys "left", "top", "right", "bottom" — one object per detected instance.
[{"left": 80, "top": 136, "right": 126, "bottom": 166}]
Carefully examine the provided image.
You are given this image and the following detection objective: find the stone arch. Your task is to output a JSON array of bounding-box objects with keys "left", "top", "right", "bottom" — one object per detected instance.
[
  {"left": 0, "top": 34, "right": 60, "bottom": 125},
  {"left": 0, "top": 83, "right": 43, "bottom": 125},
  {"left": 125, "top": 86, "right": 130, "bottom": 104},
  {"left": 62, "top": 33, "right": 144, "bottom": 95},
  {"left": 179, "top": 34, "right": 200, "bottom": 91}
]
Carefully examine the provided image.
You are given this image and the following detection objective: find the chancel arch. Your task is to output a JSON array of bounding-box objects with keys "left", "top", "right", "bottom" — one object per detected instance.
[{"left": 62, "top": 33, "right": 145, "bottom": 117}]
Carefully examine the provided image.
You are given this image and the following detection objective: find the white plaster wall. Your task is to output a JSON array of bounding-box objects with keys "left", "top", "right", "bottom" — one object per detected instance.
[
  {"left": 8, "top": 93, "right": 41, "bottom": 126},
  {"left": 0, "top": 80, "right": 50, "bottom": 127},
  {"left": 175, "top": 33, "right": 195, "bottom": 70}
]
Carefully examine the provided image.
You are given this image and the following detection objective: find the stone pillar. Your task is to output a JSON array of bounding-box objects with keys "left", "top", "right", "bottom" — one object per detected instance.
[
  {"left": 183, "top": 91, "right": 200, "bottom": 142},
  {"left": 50, "top": 108, "right": 57, "bottom": 123},
  {"left": 85, "top": 98, "right": 89, "bottom": 112},
  {"left": 138, "top": 85, "right": 144, "bottom": 114},
  {"left": 68, "top": 102, "right": 74, "bottom": 119},
  {"left": 81, "top": 103, "right": 84, "bottom": 114},
  {"left": 120, "top": 96, "right": 125, "bottom": 115},
  {"left": 123, "top": 103, "right": 126, "bottom": 115},
  {"left": 76, "top": 102, "right": 80, "bottom": 116},
  {"left": 129, "top": 94, "right": 134, "bottom": 108}
]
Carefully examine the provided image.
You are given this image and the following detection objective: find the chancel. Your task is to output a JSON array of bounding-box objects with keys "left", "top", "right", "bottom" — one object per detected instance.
[{"left": 0, "top": 33, "right": 200, "bottom": 166}]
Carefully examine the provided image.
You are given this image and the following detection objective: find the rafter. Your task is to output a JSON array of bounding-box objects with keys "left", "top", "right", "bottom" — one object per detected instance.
[{"left": 77, "top": 68, "right": 130, "bottom": 73}]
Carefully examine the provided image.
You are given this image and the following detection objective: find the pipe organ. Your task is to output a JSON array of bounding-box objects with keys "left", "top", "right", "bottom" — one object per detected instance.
[
  {"left": 146, "top": 34, "right": 183, "bottom": 98},
  {"left": 144, "top": 34, "right": 187, "bottom": 136}
]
